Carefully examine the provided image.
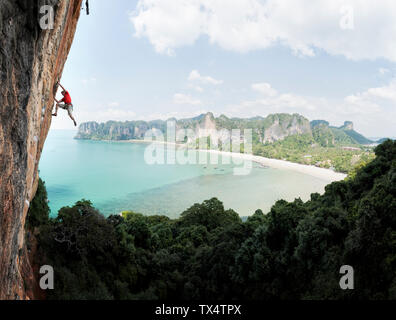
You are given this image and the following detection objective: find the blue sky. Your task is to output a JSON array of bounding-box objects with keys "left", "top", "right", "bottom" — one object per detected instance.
[{"left": 52, "top": 0, "right": 396, "bottom": 137}]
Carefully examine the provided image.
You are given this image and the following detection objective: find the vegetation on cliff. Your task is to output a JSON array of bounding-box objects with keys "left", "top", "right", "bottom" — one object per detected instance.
[
  {"left": 253, "top": 133, "right": 375, "bottom": 173},
  {"left": 27, "top": 140, "right": 396, "bottom": 300}
]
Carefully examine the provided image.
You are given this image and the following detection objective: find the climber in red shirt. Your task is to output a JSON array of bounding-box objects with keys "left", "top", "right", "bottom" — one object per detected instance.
[{"left": 52, "top": 82, "right": 77, "bottom": 126}]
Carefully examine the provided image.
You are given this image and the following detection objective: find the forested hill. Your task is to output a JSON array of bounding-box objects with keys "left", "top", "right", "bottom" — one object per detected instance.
[
  {"left": 27, "top": 140, "right": 396, "bottom": 299},
  {"left": 76, "top": 112, "right": 372, "bottom": 146},
  {"left": 76, "top": 112, "right": 376, "bottom": 173}
]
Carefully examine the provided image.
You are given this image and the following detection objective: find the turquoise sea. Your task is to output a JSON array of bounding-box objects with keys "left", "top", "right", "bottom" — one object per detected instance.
[{"left": 39, "top": 130, "right": 330, "bottom": 218}]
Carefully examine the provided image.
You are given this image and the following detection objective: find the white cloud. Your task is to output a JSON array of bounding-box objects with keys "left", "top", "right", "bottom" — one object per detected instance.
[
  {"left": 188, "top": 84, "right": 204, "bottom": 92},
  {"left": 342, "top": 95, "right": 381, "bottom": 115},
  {"left": 81, "top": 77, "right": 97, "bottom": 86},
  {"left": 235, "top": 82, "right": 315, "bottom": 113},
  {"left": 226, "top": 79, "right": 396, "bottom": 136},
  {"left": 194, "top": 86, "right": 203, "bottom": 92},
  {"left": 143, "top": 110, "right": 209, "bottom": 121},
  {"left": 339, "top": 81, "right": 396, "bottom": 136},
  {"left": 343, "top": 80, "right": 396, "bottom": 115},
  {"left": 130, "top": 0, "right": 206, "bottom": 55},
  {"left": 188, "top": 70, "right": 223, "bottom": 85},
  {"left": 252, "top": 83, "right": 277, "bottom": 97},
  {"left": 79, "top": 108, "right": 137, "bottom": 123},
  {"left": 108, "top": 102, "right": 120, "bottom": 107},
  {"left": 173, "top": 93, "right": 202, "bottom": 105},
  {"left": 130, "top": 0, "right": 396, "bottom": 61},
  {"left": 366, "top": 81, "right": 396, "bottom": 102},
  {"left": 378, "top": 68, "right": 390, "bottom": 75}
]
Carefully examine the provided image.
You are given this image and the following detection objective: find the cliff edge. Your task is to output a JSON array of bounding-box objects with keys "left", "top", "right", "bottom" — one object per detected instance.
[{"left": 0, "top": 0, "right": 82, "bottom": 299}]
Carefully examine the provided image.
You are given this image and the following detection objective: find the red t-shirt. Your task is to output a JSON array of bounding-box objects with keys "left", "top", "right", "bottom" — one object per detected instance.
[{"left": 61, "top": 91, "right": 72, "bottom": 104}]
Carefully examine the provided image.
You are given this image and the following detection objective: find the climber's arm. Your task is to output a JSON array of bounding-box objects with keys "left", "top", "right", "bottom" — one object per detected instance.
[{"left": 58, "top": 82, "right": 66, "bottom": 91}]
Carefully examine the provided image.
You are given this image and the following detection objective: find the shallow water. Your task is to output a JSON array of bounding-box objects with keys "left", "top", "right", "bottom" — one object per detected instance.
[{"left": 39, "top": 130, "right": 330, "bottom": 217}]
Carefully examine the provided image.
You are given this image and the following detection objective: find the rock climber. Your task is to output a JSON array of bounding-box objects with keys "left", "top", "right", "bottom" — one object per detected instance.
[{"left": 52, "top": 82, "right": 77, "bottom": 126}]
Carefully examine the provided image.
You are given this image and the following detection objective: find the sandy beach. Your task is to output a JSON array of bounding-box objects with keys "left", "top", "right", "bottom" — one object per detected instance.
[
  {"left": 200, "top": 149, "right": 347, "bottom": 182},
  {"left": 122, "top": 139, "right": 347, "bottom": 182}
]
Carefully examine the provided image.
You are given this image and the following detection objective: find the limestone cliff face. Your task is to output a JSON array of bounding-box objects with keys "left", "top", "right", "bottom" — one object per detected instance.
[
  {"left": 76, "top": 121, "right": 150, "bottom": 140},
  {"left": 196, "top": 112, "right": 216, "bottom": 137},
  {"left": 76, "top": 120, "right": 167, "bottom": 140},
  {"left": 76, "top": 112, "right": 314, "bottom": 143},
  {"left": 263, "top": 114, "right": 311, "bottom": 143},
  {"left": 340, "top": 121, "right": 354, "bottom": 131},
  {"left": 78, "top": 121, "right": 100, "bottom": 136},
  {"left": 0, "top": 0, "right": 82, "bottom": 299}
]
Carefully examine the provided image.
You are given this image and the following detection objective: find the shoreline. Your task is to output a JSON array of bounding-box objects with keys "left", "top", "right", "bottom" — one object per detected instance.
[
  {"left": 201, "top": 149, "right": 347, "bottom": 182},
  {"left": 108, "top": 139, "right": 347, "bottom": 182}
]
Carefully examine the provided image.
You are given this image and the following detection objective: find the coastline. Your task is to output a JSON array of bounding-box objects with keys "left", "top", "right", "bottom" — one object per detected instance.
[
  {"left": 112, "top": 139, "right": 347, "bottom": 182},
  {"left": 201, "top": 149, "right": 347, "bottom": 182}
]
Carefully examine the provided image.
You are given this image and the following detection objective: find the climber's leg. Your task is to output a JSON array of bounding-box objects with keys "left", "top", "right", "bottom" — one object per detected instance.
[
  {"left": 52, "top": 103, "right": 60, "bottom": 116},
  {"left": 67, "top": 104, "right": 77, "bottom": 127},
  {"left": 52, "top": 103, "right": 67, "bottom": 116}
]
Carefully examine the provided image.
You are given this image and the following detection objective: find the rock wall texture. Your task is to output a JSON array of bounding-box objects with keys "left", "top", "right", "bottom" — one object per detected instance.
[
  {"left": 263, "top": 114, "right": 311, "bottom": 143},
  {"left": 0, "top": 0, "right": 82, "bottom": 299}
]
